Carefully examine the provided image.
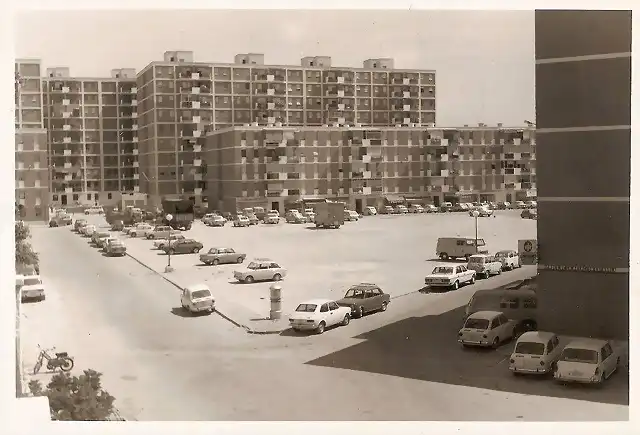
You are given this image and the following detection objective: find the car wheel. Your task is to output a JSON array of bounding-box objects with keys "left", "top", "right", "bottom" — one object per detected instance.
[
  {"left": 380, "top": 302, "right": 388, "bottom": 312},
  {"left": 168, "top": 249, "right": 175, "bottom": 255},
  {"left": 492, "top": 337, "right": 500, "bottom": 348},
  {"left": 342, "top": 314, "right": 350, "bottom": 326},
  {"left": 470, "top": 275, "right": 476, "bottom": 284},
  {"left": 356, "top": 306, "right": 364, "bottom": 318},
  {"left": 497, "top": 268, "right": 502, "bottom": 275},
  {"left": 452, "top": 280, "right": 459, "bottom": 290},
  {"left": 272, "top": 273, "right": 282, "bottom": 281},
  {"left": 439, "top": 253, "right": 449, "bottom": 261},
  {"left": 130, "top": 232, "right": 136, "bottom": 238},
  {"left": 212, "top": 258, "right": 220, "bottom": 266},
  {"left": 316, "top": 321, "right": 326, "bottom": 334},
  {"left": 148, "top": 234, "right": 155, "bottom": 239},
  {"left": 192, "top": 247, "right": 200, "bottom": 254},
  {"left": 244, "top": 275, "right": 254, "bottom": 284}
]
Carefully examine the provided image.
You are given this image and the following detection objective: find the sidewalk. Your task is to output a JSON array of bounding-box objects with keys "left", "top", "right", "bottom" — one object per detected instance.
[{"left": 125, "top": 252, "right": 290, "bottom": 334}]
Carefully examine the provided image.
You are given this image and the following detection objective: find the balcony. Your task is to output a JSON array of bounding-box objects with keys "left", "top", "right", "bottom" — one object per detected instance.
[
  {"left": 194, "top": 159, "right": 202, "bottom": 166},
  {"left": 63, "top": 149, "right": 71, "bottom": 156},
  {"left": 133, "top": 173, "right": 140, "bottom": 179},
  {"left": 132, "top": 124, "right": 138, "bottom": 130},
  {"left": 192, "top": 87, "right": 201, "bottom": 94},
  {"left": 132, "top": 149, "right": 139, "bottom": 155},
  {"left": 194, "top": 174, "right": 203, "bottom": 181},
  {"left": 63, "top": 137, "right": 71, "bottom": 143},
  {"left": 193, "top": 145, "right": 202, "bottom": 152},
  {"left": 133, "top": 162, "right": 139, "bottom": 167},
  {"left": 63, "top": 124, "right": 71, "bottom": 131},
  {"left": 62, "top": 86, "right": 70, "bottom": 93}
]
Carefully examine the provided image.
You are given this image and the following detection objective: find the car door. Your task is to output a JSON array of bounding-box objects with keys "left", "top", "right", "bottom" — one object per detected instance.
[
  {"left": 223, "top": 248, "right": 235, "bottom": 263},
  {"left": 455, "top": 265, "right": 464, "bottom": 282},
  {"left": 319, "top": 303, "right": 331, "bottom": 324},
  {"left": 488, "top": 316, "right": 501, "bottom": 340},
  {"left": 366, "top": 288, "right": 382, "bottom": 310},
  {"left": 328, "top": 302, "right": 342, "bottom": 326},
  {"left": 602, "top": 343, "right": 615, "bottom": 373},
  {"left": 498, "top": 313, "right": 514, "bottom": 338}
]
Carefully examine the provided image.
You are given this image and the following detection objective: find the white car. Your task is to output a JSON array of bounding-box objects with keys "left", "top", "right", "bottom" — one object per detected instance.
[
  {"left": 470, "top": 206, "right": 493, "bottom": 217},
  {"left": 467, "top": 254, "right": 503, "bottom": 278},
  {"left": 153, "top": 233, "right": 185, "bottom": 249},
  {"left": 509, "top": 331, "right": 563, "bottom": 375},
  {"left": 458, "top": 311, "right": 516, "bottom": 348},
  {"left": 84, "top": 205, "right": 104, "bottom": 215},
  {"left": 128, "top": 223, "right": 154, "bottom": 238},
  {"left": 395, "top": 205, "right": 409, "bottom": 214},
  {"left": 515, "top": 201, "right": 527, "bottom": 209},
  {"left": 364, "top": 206, "right": 377, "bottom": 216},
  {"left": 233, "top": 216, "right": 251, "bottom": 227},
  {"left": 494, "top": 250, "right": 521, "bottom": 270},
  {"left": 263, "top": 211, "right": 281, "bottom": 224},
  {"left": 289, "top": 299, "right": 351, "bottom": 334},
  {"left": 19, "top": 275, "right": 45, "bottom": 302},
  {"left": 233, "top": 259, "right": 287, "bottom": 284},
  {"left": 554, "top": 339, "right": 620, "bottom": 385},
  {"left": 180, "top": 284, "right": 215, "bottom": 314},
  {"left": 344, "top": 210, "right": 360, "bottom": 221},
  {"left": 409, "top": 204, "right": 424, "bottom": 213},
  {"left": 424, "top": 204, "right": 438, "bottom": 213},
  {"left": 424, "top": 264, "right": 476, "bottom": 290},
  {"left": 82, "top": 224, "right": 96, "bottom": 236}
]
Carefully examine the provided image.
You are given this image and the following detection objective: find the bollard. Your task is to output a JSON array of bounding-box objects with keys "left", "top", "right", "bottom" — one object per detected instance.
[{"left": 269, "top": 284, "right": 282, "bottom": 320}]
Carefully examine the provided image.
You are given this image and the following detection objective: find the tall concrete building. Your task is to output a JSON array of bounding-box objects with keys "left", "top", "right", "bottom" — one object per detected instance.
[
  {"left": 535, "top": 10, "right": 630, "bottom": 339},
  {"left": 136, "top": 51, "right": 437, "bottom": 205},
  {"left": 43, "top": 67, "right": 142, "bottom": 207},
  {"left": 205, "top": 124, "right": 535, "bottom": 214},
  {"left": 15, "top": 59, "right": 50, "bottom": 221}
]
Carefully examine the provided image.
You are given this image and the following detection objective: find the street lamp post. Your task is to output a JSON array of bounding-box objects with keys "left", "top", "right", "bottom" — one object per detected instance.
[
  {"left": 471, "top": 210, "right": 480, "bottom": 253},
  {"left": 165, "top": 213, "right": 174, "bottom": 272}
]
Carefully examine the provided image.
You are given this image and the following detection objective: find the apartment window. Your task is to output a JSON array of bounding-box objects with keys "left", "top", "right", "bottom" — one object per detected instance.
[
  {"left": 52, "top": 195, "right": 59, "bottom": 201},
  {"left": 17, "top": 143, "right": 23, "bottom": 151},
  {"left": 33, "top": 162, "right": 40, "bottom": 169},
  {"left": 33, "top": 142, "right": 40, "bottom": 151},
  {"left": 35, "top": 197, "right": 41, "bottom": 206},
  {"left": 287, "top": 172, "right": 300, "bottom": 179},
  {"left": 34, "top": 180, "right": 40, "bottom": 188},
  {"left": 87, "top": 194, "right": 92, "bottom": 200},
  {"left": 72, "top": 194, "right": 79, "bottom": 201},
  {"left": 108, "top": 193, "right": 112, "bottom": 200},
  {"left": 241, "top": 150, "right": 247, "bottom": 158}
]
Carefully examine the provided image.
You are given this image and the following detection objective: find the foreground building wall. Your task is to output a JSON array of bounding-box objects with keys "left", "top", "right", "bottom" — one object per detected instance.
[
  {"left": 535, "top": 10, "right": 630, "bottom": 339},
  {"left": 205, "top": 125, "right": 536, "bottom": 214}
]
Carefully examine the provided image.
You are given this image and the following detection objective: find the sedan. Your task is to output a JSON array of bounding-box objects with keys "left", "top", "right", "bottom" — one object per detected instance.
[
  {"left": 199, "top": 247, "right": 247, "bottom": 266},
  {"left": 105, "top": 240, "right": 127, "bottom": 257},
  {"left": 233, "top": 216, "right": 251, "bottom": 227},
  {"left": 233, "top": 259, "right": 287, "bottom": 283},
  {"left": 554, "top": 339, "right": 620, "bottom": 385},
  {"left": 163, "top": 239, "right": 204, "bottom": 255},
  {"left": 289, "top": 299, "right": 351, "bottom": 334},
  {"left": 336, "top": 283, "right": 390, "bottom": 318}
]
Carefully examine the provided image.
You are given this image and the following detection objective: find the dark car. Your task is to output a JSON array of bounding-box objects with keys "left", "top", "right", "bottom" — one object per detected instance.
[
  {"left": 163, "top": 238, "right": 204, "bottom": 255},
  {"left": 49, "top": 215, "right": 73, "bottom": 227},
  {"left": 73, "top": 219, "right": 88, "bottom": 232},
  {"left": 111, "top": 220, "right": 125, "bottom": 231},
  {"left": 336, "top": 283, "right": 391, "bottom": 318},
  {"left": 199, "top": 247, "right": 247, "bottom": 266},
  {"left": 521, "top": 209, "right": 538, "bottom": 219}
]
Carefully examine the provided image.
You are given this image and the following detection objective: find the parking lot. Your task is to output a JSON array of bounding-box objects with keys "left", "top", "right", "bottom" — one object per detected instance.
[{"left": 98, "top": 210, "right": 537, "bottom": 321}]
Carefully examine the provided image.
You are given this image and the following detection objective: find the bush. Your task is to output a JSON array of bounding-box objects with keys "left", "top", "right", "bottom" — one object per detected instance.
[
  {"left": 28, "top": 370, "right": 116, "bottom": 421},
  {"left": 15, "top": 222, "right": 39, "bottom": 270}
]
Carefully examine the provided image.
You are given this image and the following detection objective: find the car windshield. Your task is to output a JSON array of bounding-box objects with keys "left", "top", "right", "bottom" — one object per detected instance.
[
  {"left": 495, "top": 251, "right": 510, "bottom": 258},
  {"left": 432, "top": 267, "right": 453, "bottom": 275},
  {"left": 296, "top": 304, "right": 317, "bottom": 312},
  {"left": 515, "top": 342, "right": 545, "bottom": 355},
  {"left": 561, "top": 348, "right": 598, "bottom": 364},
  {"left": 464, "top": 318, "right": 489, "bottom": 329},
  {"left": 344, "top": 289, "right": 366, "bottom": 298},
  {"left": 191, "top": 289, "right": 211, "bottom": 299},
  {"left": 99, "top": 233, "right": 110, "bottom": 238},
  {"left": 469, "top": 257, "right": 484, "bottom": 264},
  {"left": 247, "top": 262, "right": 260, "bottom": 269},
  {"left": 24, "top": 278, "right": 42, "bottom": 286}
]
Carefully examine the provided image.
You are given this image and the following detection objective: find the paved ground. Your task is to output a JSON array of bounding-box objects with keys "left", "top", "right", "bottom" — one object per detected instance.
[
  {"left": 116, "top": 210, "right": 538, "bottom": 330},
  {"left": 18, "top": 213, "right": 629, "bottom": 421}
]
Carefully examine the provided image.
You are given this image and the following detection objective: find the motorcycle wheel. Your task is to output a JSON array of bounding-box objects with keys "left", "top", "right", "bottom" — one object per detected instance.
[
  {"left": 60, "top": 357, "right": 74, "bottom": 372},
  {"left": 46, "top": 362, "right": 53, "bottom": 370},
  {"left": 33, "top": 360, "right": 42, "bottom": 375}
]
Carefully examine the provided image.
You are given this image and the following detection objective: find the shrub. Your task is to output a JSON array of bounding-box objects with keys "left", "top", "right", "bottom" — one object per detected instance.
[
  {"left": 15, "top": 222, "right": 39, "bottom": 269},
  {"left": 28, "top": 370, "right": 116, "bottom": 421}
]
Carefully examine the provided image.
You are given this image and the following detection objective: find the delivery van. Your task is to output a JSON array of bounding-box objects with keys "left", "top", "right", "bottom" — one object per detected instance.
[{"left": 436, "top": 237, "right": 488, "bottom": 261}]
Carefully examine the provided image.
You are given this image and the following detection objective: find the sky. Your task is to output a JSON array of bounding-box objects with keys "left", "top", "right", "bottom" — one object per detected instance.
[{"left": 14, "top": 9, "right": 535, "bottom": 127}]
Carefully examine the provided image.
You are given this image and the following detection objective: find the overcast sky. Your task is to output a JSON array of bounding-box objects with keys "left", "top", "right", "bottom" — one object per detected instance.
[{"left": 15, "top": 9, "right": 535, "bottom": 126}]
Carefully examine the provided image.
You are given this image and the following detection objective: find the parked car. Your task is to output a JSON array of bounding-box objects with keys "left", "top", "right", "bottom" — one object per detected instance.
[
  {"left": 153, "top": 233, "right": 185, "bottom": 250},
  {"left": 436, "top": 237, "right": 488, "bottom": 261},
  {"left": 49, "top": 214, "right": 73, "bottom": 227},
  {"left": 202, "top": 213, "right": 217, "bottom": 226},
  {"left": 19, "top": 275, "right": 45, "bottom": 302},
  {"left": 487, "top": 202, "right": 499, "bottom": 210},
  {"left": 105, "top": 239, "right": 127, "bottom": 256},
  {"left": 364, "top": 206, "right": 378, "bottom": 216},
  {"left": 408, "top": 204, "right": 424, "bottom": 213},
  {"left": 467, "top": 254, "right": 503, "bottom": 279},
  {"left": 470, "top": 206, "right": 493, "bottom": 217},
  {"left": 147, "top": 226, "right": 179, "bottom": 240},
  {"left": 285, "top": 210, "right": 306, "bottom": 224},
  {"left": 111, "top": 220, "right": 125, "bottom": 231},
  {"left": 81, "top": 224, "right": 96, "bottom": 237},
  {"left": 263, "top": 211, "right": 281, "bottom": 224},
  {"left": 234, "top": 259, "right": 287, "bottom": 283},
  {"left": 380, "top": 205, "right": 396, "bottom": 215},
  {"left": 495, "top": 250, "right": 521, "bottom": 270},
  {"left": 84, "top": 205, "right": 104, "bottom": 215},
  {"left": 497, "top": 201, "right": 512, "bottom": 210},
  {"left": 128, "top": 223, "right": 154, "bottom": 238},
  {"left": 99, "top": 236, "right": 119, "bottom": 250},
  {"left": 458, "top": 311, "right": 516, "bottom": 348},
  {"left": 336, "top": 283, "right": 390, "bottom": 318},
  {"left": 439, "top": 202, "right": 453, "bottom": 213},
  {"left": 452, "top": 203, "right": 467, "bottom": 212},
  {"left": 180, "top": 284, "right": 215, "bottom": 314},
  {"left": 395, "top": 204, "right": 409, "bottom": 214},
  {"left": 163, "top": 238, "right": 204, "bottom": 255},
  {"left": 344, "top": 210, "right": 360, "bottom": 221},
  {"left": 303, "top": 208, "right": 316, "bottom": 222},
  {"left": 246, "top": 213, "right": 260, "bottom": 225},
  {"left": 424, "top": 204, "right": 438, "bottom": 213},
  {"left": 424, "top": 264, "right": 476, "bottom": 290},
  {"left": 514, "top": 201, "right": 527, "bottom": 209},
  {"left": 73, "top": 219, "right": 88, "bottom": 232},
  {"left": 233, "top": 215, "right": 251, "bottom": 227},
  {"left": 521, "top": 209, "right": 538, "bottom": 219},
  {"left": 91, "top": 230, "right": 111, "bottom": 245},
  {"left": 289, "top": 299, "right": 351, "bottom": 334},
  {"left": 525, "top": 200, "right": 537, "bottom": 209},
  {"left": 509, "top": 331, "right": 563, "bottom": 375},
  {"left": 206, "top": 215, "right": 227, "bottom": 227},
  {"left": 199, "top": 247, "right": 246, "bottom": 266},
  {"left": 554, "top": 339, "right": 620, "bottom": 385}
]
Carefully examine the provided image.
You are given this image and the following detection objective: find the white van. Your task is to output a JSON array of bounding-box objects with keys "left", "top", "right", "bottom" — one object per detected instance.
[{"left": 436, "top": 237, "right": 488, "bottom": 261}]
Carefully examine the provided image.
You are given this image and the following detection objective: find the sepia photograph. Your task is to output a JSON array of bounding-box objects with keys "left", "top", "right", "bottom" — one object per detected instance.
[{"left": 7, "top": 3, "right": 633, "bottom": 427}]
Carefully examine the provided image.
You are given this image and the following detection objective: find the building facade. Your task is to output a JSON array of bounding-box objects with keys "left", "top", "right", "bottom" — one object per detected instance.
[
  {"left": 15, "top": 59, "right": 50, "bottom": 221},
  {"left": 205, "top": 125, "right": 536, "bottom": 214},
  {"left": 535, "top": 10, "right": 630, "bottom": 339},
  {"left": 43, "top": 67, "right": 142, "bottom": 208},
  {"left": 136, "top": 51, "right": 437, "bottom": 205}
]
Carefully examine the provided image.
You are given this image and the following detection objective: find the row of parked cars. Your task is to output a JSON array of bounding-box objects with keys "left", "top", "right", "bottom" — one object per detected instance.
[{"left": 72, "top": 219, "right": 127, "bottom": 256}]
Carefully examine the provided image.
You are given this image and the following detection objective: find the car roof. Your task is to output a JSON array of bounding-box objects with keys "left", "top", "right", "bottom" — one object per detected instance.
[
  {"left": 472, "top": 288, "right": 536, "bottom": 297},
  {"left": 349, "top": 282, "right": 380, "bottom": 289},
  {"left": 496, "top": 250, "right": 515, "bottom": 254},
  {"left": 300, "top": 299, "right": 333, "bottom": 305},
  {"left": 433, "top": 264, "right": 455, "bottom": 269},
  {"left": 564, "top": 338, "right": 608, "bottom": 351},
  {"left": 253, "top": 257, "right": 273, "bottom": 261},
  {"left": 185, "top": 283, "right": 210, "bottom": 292},
  {"left": 517, "top": 331, "right": 557, "bottom": 342},
  {"left": 23, "top": 274, "right": 41, "bottom": 280},
  {"left": 468, "top": 310, "right": 503, "bottom": 319}
]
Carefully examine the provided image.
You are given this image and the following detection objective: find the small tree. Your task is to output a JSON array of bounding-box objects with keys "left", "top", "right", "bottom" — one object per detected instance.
[
  {"left": 15, "top": 222, "right": 38, "bottom": 270},
  {"left": 28, "top": 370, "right": 116, "bottom": 421}
]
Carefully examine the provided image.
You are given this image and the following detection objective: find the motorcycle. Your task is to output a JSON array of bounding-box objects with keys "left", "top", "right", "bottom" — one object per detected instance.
[{"left": 33, "top": 345, "right": 74, "bottom": 374}]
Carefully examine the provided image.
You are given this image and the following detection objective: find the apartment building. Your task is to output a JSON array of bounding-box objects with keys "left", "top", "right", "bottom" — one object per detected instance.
[
  {"left": 136, "top": 51, "right": 436, "bottom": 205},
  {"left": 535, "top": 10, "right": 630, "bottom": 339},
  {"left": 205, "top": 125, "right": 536, "bottom": 214},
  {"left": 43, "top": 67, "right": 142, "bottom": 208},
  {"left": 15, "top": 59, "right": 50, "bottom": 221}
]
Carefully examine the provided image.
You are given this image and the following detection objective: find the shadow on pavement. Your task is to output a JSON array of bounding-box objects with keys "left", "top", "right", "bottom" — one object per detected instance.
[
  {"left": 306, "top": 306, "right": 629, "bottom": 406},
  {"left": 170, "top": 307, "right": 210, "bottom": 318}
]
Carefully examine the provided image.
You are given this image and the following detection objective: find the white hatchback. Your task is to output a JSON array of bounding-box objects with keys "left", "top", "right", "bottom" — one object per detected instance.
[
  {"left": 458, "top": 311, "right": 516, "bottom": 348},
  {"left": 509, "top": 331, "right": 562, "bottom": 375},
  {"left": 554, "top": 338, "right": 620, "bottom": 384},
  {"left": 289, "top": 299, "right": 351, "bottom": 334}
]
